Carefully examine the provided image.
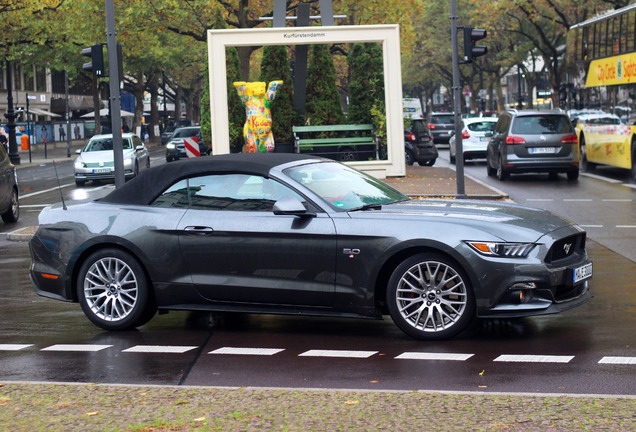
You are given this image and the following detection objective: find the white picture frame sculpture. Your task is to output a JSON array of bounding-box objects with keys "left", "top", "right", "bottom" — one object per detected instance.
[{"left": 207, "top": 24, "right": 405, "bottom": 177}]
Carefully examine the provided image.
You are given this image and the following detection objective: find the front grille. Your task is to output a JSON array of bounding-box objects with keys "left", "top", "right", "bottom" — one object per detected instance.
[
  {"left": 546, "top": 233, "right": 586, "bottom": 263},
  {"left": 85, "top": 161, "right": 114, "bottom": 168}
]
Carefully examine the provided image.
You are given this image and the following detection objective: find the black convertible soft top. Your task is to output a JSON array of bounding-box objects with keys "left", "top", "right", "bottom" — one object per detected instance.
[{"left": 99, "top": 152, "right": 324, "bottom": 205}]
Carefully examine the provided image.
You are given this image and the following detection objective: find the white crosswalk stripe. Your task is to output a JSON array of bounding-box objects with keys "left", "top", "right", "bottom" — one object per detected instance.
[
  {"left": 494, "top": 354, "right": 574, "bottom": 363},
  {"left": 123, "top": 345, "right": 198, "bottom": 354},
  {"left": 209, "top": 347, "right": 284, "bottom": 356},
  {"left": 299, "top": 349, "right": 378, "bottom": 358},
  {"left": 396, "top": 352, "right": 474, "bottom": 361}
]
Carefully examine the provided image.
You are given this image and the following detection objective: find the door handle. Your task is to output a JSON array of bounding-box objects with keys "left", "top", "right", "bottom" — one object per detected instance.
[{"left": 184, "top": 226, "right": 214, "bottom": 235}]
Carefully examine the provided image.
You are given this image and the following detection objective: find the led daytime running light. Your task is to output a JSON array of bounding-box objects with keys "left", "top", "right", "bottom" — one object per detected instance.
[{"left": 467, "top": 241, "right": 535, "bottom": 258}]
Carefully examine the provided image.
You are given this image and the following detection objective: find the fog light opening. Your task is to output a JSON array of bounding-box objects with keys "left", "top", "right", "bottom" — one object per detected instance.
[{"left": 509, "top": 282, "right": 537, "bottom": 304}]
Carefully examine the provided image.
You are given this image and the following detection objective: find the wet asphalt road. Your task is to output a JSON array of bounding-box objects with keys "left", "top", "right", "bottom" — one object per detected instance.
[{"left": 0, "top": 149, "right": 635, "bottom": 396}]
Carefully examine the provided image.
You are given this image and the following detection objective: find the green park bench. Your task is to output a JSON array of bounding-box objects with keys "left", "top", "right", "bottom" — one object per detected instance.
[{"left": 292, "top": 124, "right": 379, "bottom": 161}]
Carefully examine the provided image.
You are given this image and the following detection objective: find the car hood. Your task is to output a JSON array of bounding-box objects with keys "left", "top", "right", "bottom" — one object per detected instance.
[
  {"left": 79, "top": 149, "right": 135, "bottom": 163},
  {"left": 353, "top": 199, "right": 577, "bottom": 242}
]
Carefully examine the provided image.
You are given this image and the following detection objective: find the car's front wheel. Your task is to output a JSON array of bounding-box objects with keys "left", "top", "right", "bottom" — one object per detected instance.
[
  {"left": 1, "top": 187, "right": 19, "bottom": 223},
  {"left": 77, "top": 248, "right": 155, "bottom": 330},
  {"left": 387, "top": 253, "right": 475, "bottom": 340},
  {"left": 496, "top": 155, "right": 508, "bottom": 180}
]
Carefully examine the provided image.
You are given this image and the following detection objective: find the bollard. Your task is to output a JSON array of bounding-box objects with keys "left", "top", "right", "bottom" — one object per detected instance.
[{"left": 20, "top": 134, "right": 29, "bottom": 150}]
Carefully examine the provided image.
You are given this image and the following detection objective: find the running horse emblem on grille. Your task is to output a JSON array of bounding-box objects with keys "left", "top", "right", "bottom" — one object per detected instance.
[{"left": 563, "top": 243, "right": 572, "bottom": 254}]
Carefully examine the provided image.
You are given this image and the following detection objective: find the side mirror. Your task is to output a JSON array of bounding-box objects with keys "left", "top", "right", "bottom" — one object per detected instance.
[
  {"left": 75, "top": 149, "right": 82, "bottom": 154},
  {"left": 273, "top": 196, "right": 315, "bottom": 217}
]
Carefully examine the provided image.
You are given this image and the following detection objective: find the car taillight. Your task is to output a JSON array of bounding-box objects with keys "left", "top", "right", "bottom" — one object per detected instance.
[
  {"left": 462, "top": 130, "right": 470, "bottom": 139},
  {"left": 505, "top": 136, "right": 525, "bottom": 145},
  {"left": 428, "top": 124, "right": 436, "bottom": 129},
  {"left": 561, "top": 134, "right": 578, "bottom": 144},
  {"left": 408, "top": 133, "right": 416, "bottom": 142}
]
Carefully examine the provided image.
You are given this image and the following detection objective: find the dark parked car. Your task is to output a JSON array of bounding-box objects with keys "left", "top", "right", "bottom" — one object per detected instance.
[
  {"left": 0, "top": 141, "right": 19, "bottom": 223},
  {"left": 161, "top": 120, "right": 193, "bottom": 145},
  {"left": 165, "top": 126, "right": 209, "bottom": 161},
  {"left": 427, "top": 112, "right": 456, "bottom": 144},
  {"left": 486, "top": 109, "right": 580, "bottom": 181},
  {"left": 404, "top": 119, "right": 438, "bottom": 166},
  {"left": 30, "top": 153, "right": 592, "bottom": 340}
]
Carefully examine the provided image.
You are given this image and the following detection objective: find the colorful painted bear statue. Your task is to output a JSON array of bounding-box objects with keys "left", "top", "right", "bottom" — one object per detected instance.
[{"left": 233, "top": 81, "right": 283, "bottom": 153}]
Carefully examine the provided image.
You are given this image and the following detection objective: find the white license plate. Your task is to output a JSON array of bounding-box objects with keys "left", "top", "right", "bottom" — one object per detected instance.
[
  {"left": 529, "top": 147, "right": 557, "bottom": 154},
  {"left": 93, "top": 168, "right": 111, "bottom": 173},
  {"left": 573, "top": 263, "right": 592, "bottom": 284},
  {"left": 479, "top": 137, "right": 488, "bottom": 141}
]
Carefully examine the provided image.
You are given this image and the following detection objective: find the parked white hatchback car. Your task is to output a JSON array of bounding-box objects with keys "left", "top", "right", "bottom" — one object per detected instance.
[
  {"left": 74, "top": 133, "right": 150, "bottom": 186},
  {"left": 449, "top": 117, "right": 498, "bottom": 164}
]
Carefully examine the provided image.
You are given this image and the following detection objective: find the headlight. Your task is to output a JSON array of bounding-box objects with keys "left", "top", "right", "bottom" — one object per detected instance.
[
  {"left": 124, "top": 157, "right": 133, "bottom": 167},
  {"left": 166, "top": 143, "right": 176, "bottom": 149},
  {"left": 74, "top": 160, "right": 85, "bottom": 169},
  {"left": 467, "top": 241, "right": 535, "bottom": 258}
]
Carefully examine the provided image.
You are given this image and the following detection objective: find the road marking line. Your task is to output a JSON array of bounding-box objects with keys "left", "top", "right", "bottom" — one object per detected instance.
[
  {"left": 564, "top": 199, "right": 594, "bottom": 202},
  {"left": 299, "top": 349, "right": 378, "bottom": 358},
  {"left": 0, "top": 344, "right": 33, "bottom": 351},
  {"left": 580, "top": 173, "right": 622, "bottom": 183},
  {"left": 209, "top": 347, "right": 284, "bottom": 356},
  {"left": 602, "top": 199, "right": 633, "bottom": 202},
  {"left": 19, "top": 204, "right": 49, "bottom": 208},
  {"left": 494, "top": 354, "right": 574, "bottom": 363},
  {"left": 598, "top": 356, "right": 636, "bottom": 365},
  {"left": 616, "top": 225, "right": 636, "bottom": 228},
  {"left": 123, "top": 345, "right": 198, "bottom": 354},
  {"left": 624, "top": 183, "right": 636, "bottom": 190},
  {"left": 41, "top": 344, "right": 113, "bottom": 352},
  {"left": 579, "top": 225, "right": 603, "bottom": 228},
  {"left": 20, "top": 184, "right": 74, "bottom": 199},
  {"left": 526, "top": 199, "right": 554, "bottom": 202},
  {"left": 396, "top": 352, "right": 474, "bottom": 361}
]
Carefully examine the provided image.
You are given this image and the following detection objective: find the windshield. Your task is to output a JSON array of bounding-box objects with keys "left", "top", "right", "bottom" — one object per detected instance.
[
  {"left": 430, "top": 114, "right": 455, "bottom": 124},
  {"left": 83, "top": 137, "right": 132, "bottom": 151},
  {"left": 284, "top": 162, "right": 409, "bottom": 211},
  {"left": 511, "top": 115, "right": 573, "bottom": 134},
  {"left": 466, "top": 121, "right": 496, "bottom": 132},
  {"left": 172, "top": 128, "right": 199, "bottom": 138}
]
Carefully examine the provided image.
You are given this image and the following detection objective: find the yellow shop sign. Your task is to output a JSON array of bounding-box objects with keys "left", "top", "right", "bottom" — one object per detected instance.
[{"left": 585, "top": 52, "right": 636, "bottom": 87}]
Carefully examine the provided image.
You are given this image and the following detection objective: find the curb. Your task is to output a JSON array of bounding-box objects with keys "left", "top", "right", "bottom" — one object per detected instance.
[{"left": 6, "top": 226, "right": 38, "bottom": 242}]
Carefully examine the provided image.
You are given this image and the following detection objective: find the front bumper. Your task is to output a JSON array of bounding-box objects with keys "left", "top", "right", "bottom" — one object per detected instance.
[
  {"left": 74, "top": 167, "right": 135, "bottom": 181},
  {"left": 413, "top": 145, "right": 438, "bottom": 164}
]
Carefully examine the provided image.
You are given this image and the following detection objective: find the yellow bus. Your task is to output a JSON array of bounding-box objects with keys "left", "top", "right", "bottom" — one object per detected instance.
[{"left": 567, "top": 5, "right": 636, "bottom": 182}]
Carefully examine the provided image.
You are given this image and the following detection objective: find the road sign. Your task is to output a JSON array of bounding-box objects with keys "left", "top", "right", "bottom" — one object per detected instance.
[{"left": 184, "top": 137, "right": 200, "bottom": 158}]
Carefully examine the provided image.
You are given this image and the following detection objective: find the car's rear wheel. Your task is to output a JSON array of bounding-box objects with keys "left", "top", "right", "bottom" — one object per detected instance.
[
  {"left": 496, "top": 155, "right": 508, "bottom": 180},
  {"left": 630, "top": 144, "right": 636, "bottom": 183},
  {"left": 580, "top": 136, "right": 595, "bottom": 172},
  {"left": 405, "top": 150, "right": 415, "bottom": 166},
  {"left": 567, "top": 169, "right": 579, "bottom": 181},
  {"left": 77, "top": 248, "right": 155, "bottom": 331},
  {"left": 337, "top": 147, "right": 356, "bottom": 162},
  {"left": 387, "top": 253, "right": 475, "bottom": 340},
  {"left": 449, "top": 152, "right": 456, "bottom": 164},
  {"left": 1, "top": 187, "right": 19, "bottom": 223},
  {"left": 424, "top": 158, "right": 436, "bottom": 166},
  {"left": 75, "top": 179, "right": 86, "bottom": 187}
]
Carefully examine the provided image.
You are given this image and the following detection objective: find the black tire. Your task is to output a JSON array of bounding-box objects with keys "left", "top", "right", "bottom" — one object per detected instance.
[
  {"left": 486, "top": 157, "right": 497, "bottom": 177},
  {"left": 1, "top": 187, "right": 19, "bottom": 223},
  {"left": 337, "top": 147, "right": 356, "bottom": 162},
  {"left": 449, "top": 152, "right": 456, "bottom": 164},
  {"left": 425, "top": 158, "right": 436, "bottom": 167},
  {"left": 77, "top": 248, "right": 155, "bottom": 331},
  {"left": 496, "top": 155, "right": 508, "bottom": 181},
  {"left": 580, "top": 135, "right": 595, "bottom": 172},
  {"left": 387, "top": 253, "right": 475, "bottom": 340},
  {"left": 567, "top": 169, "right": 579, "bottom": 181},
  {"left": 75, "top": 179, "right": 86, "bottom": 187},
  {"left": 405, "top": 150, "right": 415, "bottom": 166},
  {"left": 630, "top": 145, "right": 636, "bottom": 184}
]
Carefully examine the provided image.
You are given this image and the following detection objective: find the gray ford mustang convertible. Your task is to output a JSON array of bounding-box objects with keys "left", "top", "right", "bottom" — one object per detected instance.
[{"left": 29, "top": 153, "right": 592, "bottom": 340}]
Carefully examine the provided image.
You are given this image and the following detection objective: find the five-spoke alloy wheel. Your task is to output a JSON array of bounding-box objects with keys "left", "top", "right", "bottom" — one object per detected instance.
[
  {"left": 77, "top": 248, "right": 155, "bottom": 330},
  {"left": 387, "top": 253, "right": 475, "bottom": 340}
]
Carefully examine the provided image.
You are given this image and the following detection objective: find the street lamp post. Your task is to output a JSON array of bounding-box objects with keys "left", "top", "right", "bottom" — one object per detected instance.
[{"left": 4, "top": 60, "right": 21, "bottom": 165}]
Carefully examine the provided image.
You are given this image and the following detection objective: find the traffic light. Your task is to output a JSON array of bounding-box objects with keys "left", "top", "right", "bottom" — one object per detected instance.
[
  {"left": 463, "top": 27, "right": 487, "bottom": 63},
  {"left": 81, "top": 44, "right": 104, "bottom": 76}
]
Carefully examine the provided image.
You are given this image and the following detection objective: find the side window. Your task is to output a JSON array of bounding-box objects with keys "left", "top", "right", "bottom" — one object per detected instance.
[
  {"left": 151, "top": 179, "right": 190, "bottom": 208},
  {"left": 188, "top": 174, "right": 305, "bottom": 212}
]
